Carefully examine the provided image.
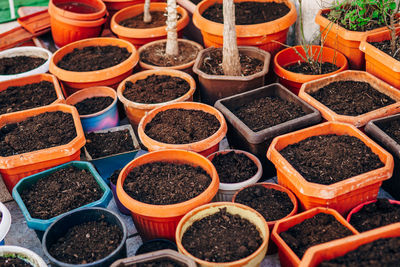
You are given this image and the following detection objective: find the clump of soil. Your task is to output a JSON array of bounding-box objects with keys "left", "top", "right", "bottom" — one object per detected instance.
[
  {"left": 136, "top": 240, "right": 177, "bottom": 255},
  {"left": 123, "top": 161, "right": 211, "bottom": 205},
  {"left": 232, "top": 95, "right": 307, "bottom": 132},
  {"left": 378, "top": 117, "right": 400, "bottom": 143},
  {"left": 0, "top": 111, "right": 77, "bottom": 157},
  {"left": 310, "top": 81, "right": 396, "bottom": 116},
  {"left": 74, "top": 96, "right": 114, "bottom": 115},
  {"left": 280, "top": 213, "right": 354, "bottom": 259},
  {"left": 119, "top": 11, "right": 176, "bottom": 28},
  {"left": 280, "top": 134, "right": 384, "bottom": 185},
  {"left": 199, "top": 48, "right": 263, "bottom": 76},
  {"left": 372, "top": 39, "right": 400, "bottom": 61},
  {"left": 48, "top": 219, "right": 123, "bottom": 264},
  {"left": 123, "top": 75, "right": 190, "bottom": 104},
  {"left": 133, "top": 258, "right": 185, "bottom": 267},
  {"left": 20, "top": 166, "right": 102, "bottom": 220},
  {"left": 109, "top": 169, "right": 121, "bottom": 185},
  {"left": 211, "top": 151, "right": 257, "bottom": 183},
  {"left": 0, "top": 81, "right": 57, "bottom": 115},
  {"left": 85, "top": 129, "right": 134, "bottom": 159},
  {"left": 202, "top": 2, "right": 290, "bottom": 24},
  {"left": 349, "top": 198, "right": 400, "bottom": 233},
  {"left": 0, "top": 256, "right": 32, "bottom": 267},
  {"left": 57, "top": 46, "right": 131, "bottom": 72},
  {"left": 181, "top": 207, "right": 263, "bottom": 263},
  {"left": 0, "top": 56, "right": 46, "bottom": 75},
  {"left": 285, "top": 61, "right": 339, "bottom": 75},
  {"left": 144, "top": 109, "right": 220, "bottom": 144},
  {"left": 235, "top": 185, "right": 294, "bottom": 222}
]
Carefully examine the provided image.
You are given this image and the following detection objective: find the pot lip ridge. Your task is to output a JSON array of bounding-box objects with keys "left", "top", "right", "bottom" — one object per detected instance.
[{"left": 48, "top": 0, "right": 107, "bottom": 21}]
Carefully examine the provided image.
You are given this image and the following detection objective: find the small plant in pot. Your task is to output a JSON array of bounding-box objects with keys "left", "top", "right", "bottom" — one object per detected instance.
[{"left": 0, "top": 246, "right": 47, "bottom": 267}]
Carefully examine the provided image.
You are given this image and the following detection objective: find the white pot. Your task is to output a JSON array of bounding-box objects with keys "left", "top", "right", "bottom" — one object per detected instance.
[
  {"left": 0, "top": 245, "right": 47, "bottom": 266},
  {"left": 0, "top": 202, "right": 11, "bottom": 245}
]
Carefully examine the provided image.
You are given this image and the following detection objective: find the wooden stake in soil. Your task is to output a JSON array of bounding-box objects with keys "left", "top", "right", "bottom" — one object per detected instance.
[
  {"left": 144, "top": 0, "right": 152, "bottom": 23},
  {"left": 222, "top": 0, "right": 241, "bottom": 76},
  {"left": 166, "top": 0, "right": 179, "bottom": 56}
]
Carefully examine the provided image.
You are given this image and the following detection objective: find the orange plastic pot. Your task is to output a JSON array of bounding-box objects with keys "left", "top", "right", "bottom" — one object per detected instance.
[
  {"left": 137, "top": 102, "right": 228, "bottom": 157},
  {"left": 299, "top": 70, "right": 400, "bottom": 128},
  {"left": 117, "top": 69, "right": 196, "bottom": 129},
  {"left": 49, "top": 37, "right": 138, "bottom": 95},
  {"left": 0, "top": 104, "right": 85, "bottom": 192},
  {"left": 271, "top": 207, "right": 359, "bottom": 267},
  {"left": 266, "top": 121, "right": 394, "bottom": 215},
  {"left": 192, "top": 0, "right": 297, "bottom": 55},
  {"left": 176, "top": 202, "right": 269, "bottom": 266},
  {"left": 273, "top": 45, "right": 348, "bottom": 95},
  {"left": 111, "top": 3, "right": 189, "bottom": 48},
  {"left": 116, "top": 149, "right": 219, "bottom": 241}
]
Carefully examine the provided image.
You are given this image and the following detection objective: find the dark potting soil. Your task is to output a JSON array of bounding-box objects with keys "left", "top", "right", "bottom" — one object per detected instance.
[
  {"left": 279, "top": 134, "right": 384, "bottom": 185},
  {"left": 211, "top": 151, "right": 257, "bottom": 183},
  {"left": 285, "top": 61, "right": 339, "bottom": 75},
  {"left": 235, "top": 185, "right": 294, "bottom": 222},
  {"left": 123, "top": 75, "right": 190, "bottom": 104},
  {"left": 144, "top": 109, "right": 220, "bottom": 144},
  {"left": 181, "top": 207, "right": 263, "bottom": 263},
  {"left": 202, "top": 2, "right": 290, "bottom": 25},
  {"left": 74, "top": 96, "right": 113, "bottom": 115},
  {"left": 119, "top": 11, "right": 176, "bottom": 28},
  {"left": 310, "top": 81, "right": 396, "bottom": 116},
  {"left": 349, "top": 198, "right": 400, "bottom": 233},
  {"left": 232, "top": 95, "right": 307, "bottom": 132},
  {"left": 140, "top": 41, "right": 200, "bottom": 67},
  {"left": 371, "top": 39, "right": 400, "bottom": 62},
  {"left": 0, "top": 111, "right": 77, "bottom": 157},
  {"left": 0, "top": 56, "right": 46, "bottom": 75},
  {"left": 48, "top": 220, "right": 123, "bottom": 264},
  {"left": 378, "top": 117, "right": 400, "bottom": 144},
  {"left": 199, "top": 48, "right": 264, "bottom": 76},
  {"left": 136, "top": 240, "right": 177, "bottom": 255},
  {"left": 109, "top": 169, "right": 121, "bottom": 185},
  {"left": 0, "top": 256, "right": 32, "bottom": 267},
  {"left": 0, "top": 81, "right": 57, "bottom": 115},
  {"left": 85, "top": 129, "right": 134, "bottom": 159},
  {"left": 20, "top": 166, "right": 102, "bottom": 220},
  {"left": 56, "top": 46, "right": 131, "bottom": 72},
  {"left": 133, "top": 258, "right": 185, "bottom": 267},
  {"left": 319, "top": 237, "right": 400, "bottom": 267},
  {"left": 280, "top": 213, "right": 354, "bottom": 259},
  {"left": 123, "top": 161, "right": 211, "bottom": 205}
]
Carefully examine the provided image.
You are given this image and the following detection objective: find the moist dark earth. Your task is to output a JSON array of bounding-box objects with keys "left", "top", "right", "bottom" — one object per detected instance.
[
  {"left": 132, "top": 258, "right": 186, "bottom": 267},
  {"left": 285, "top": 61, "right": 339, "bottom": 75},
  {"left": 109, "top": 169, "right": 121, "bottom": 185},
  {"left": 120, "top": 11, "right": 176, "bottom": 28},
  {"left": 0, "top": 256, "right": 32, "bottom": 267},
  {"left": 85, "top": 129, "right": 134, "bottom": 159},
  {"left": 74, "top": 96, "right": 114, "bottom": 115},
  {"left": 378, "top": 117, "right": 400, "bottom": 143},
  {"left": 372, "top": 39, "right": 400, "bottom": 61},
  {"left": 0, "top": 56, "right": 46, "bottom": 75},
  {"left": 211, "top": 151, "right": 257, "bottom": 183}
]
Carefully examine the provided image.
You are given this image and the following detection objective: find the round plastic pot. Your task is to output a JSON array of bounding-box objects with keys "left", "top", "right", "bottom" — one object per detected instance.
[
  {"left": 42, "top": 207, "right": 127, "bottom": 267},
  {"left": 273, "top": 45, "right": 348, "bottom": 95},
  {"left": 298, "top": 70, "right": 400, "bottom": 128},
  {"left": 109, "top": 177, "right": 131, "bottom": 215},
  {"left": 117, "top": 69, "right": 196, "bottom": 129},
  {"left": 271, "top": 207, "right": 359, "bottom": 267},
  {"left": 66, "top": 86, "right": 119, "bottom": 132},
  {"left": 193, "top": 46, "right": 271, "bottom": 105},
  {"left": 0, "top": 202, "right": 11, "bottom": 245},
  {"left": 175, "top": 202, "right": 269, "bottom": 266},
  {"left": 0, "top": 103, "right": 86, "bottom": 193},
  {"left": 0, "top": 46, "right": 52, "bottom": 82},
  {"left": 116, "top": 149, "right": 219, "bottom": 241},
  {"left": 207, "top": 149, "right": 262, "bottom": 202},
  {"left": 346, "top": 199, "right": 400, "bottom": 223},
  {"left": 110, "top": 3, "right": 189, "bottom": 48},
  {"left": 0, "top": 245, "right": 47, "bottom": 267},
  {"left": 266, "top": 121, "right": 394, "bottom": 215},
  {"left": 137, "top": 102, "right": 227, "bottom": 157},
  {"left": 49, "top": 37, "right": 138, "bottom": 95},
  {"left": 135, "top": 239, "right": 177, "bottom": 255}
]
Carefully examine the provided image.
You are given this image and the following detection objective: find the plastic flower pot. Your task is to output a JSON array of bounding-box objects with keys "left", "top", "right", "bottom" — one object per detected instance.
[
  {"left": 273, "top": 45, "right": 348, "bottom": 95},
  {"left": 0, "top": 46, "right": 52, "bottom": 82},
  {"left": 117, "top": 69, "right": 196, "bottom": 129},
  {"left": 175, "top": 202, "right": 269, "bottom": 266},
  {"left": 135, "top": 239, "right": 178, "bottom": 255},
  {"left": 193, "top": 46, "right": 271, "bottom": 105},
  {"left": 111, "top": 3, "right": 189, "bottom": 48},
  {"left": 214, "top": 83, "right": 321, "bottom": 179},
  {"left": 49, "top": 37, "right": 139, "bottom": 95},
  {"left": 271, "top": 207, "right": 359, "bottom": 267},
  {"left": 346, "top": 199, "right": 400, "bottom": 224},
  {"left": 266, "top": 121, "right": 394, "bottom": 215},
  {"left": 66, "top": 86, "right": 119, "bottom": 132},
  {"left": 42, "top": 207, "right": 128, "bottom": 267},
  {"left": 0, "top": 202, "right": 11, "bottom": 245},
  {"left": 192, "top": 0, "right": 297, "bottom": 55},
  {"left": 207, "top": 149, "right": 263, "bottom": 202},
  {"left": 116, "top": 149, "right": 219, "bottom": 241},
  {"left": 0, "top": 103, "right": 85, "bottom": 192},
  {"left": 0, "top": 245, "right": 47, "bottom": 267}
]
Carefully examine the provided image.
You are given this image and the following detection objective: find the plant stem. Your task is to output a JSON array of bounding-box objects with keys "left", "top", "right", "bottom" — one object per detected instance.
[
  {"left": 166, "top": 0, "right": 179, "bottom": 56},
  {"left": 144, "top": 0, "right": 152, "bottom": 23},
  {"left": 222, "top": 0, "right": 241, "bottom": 76}
]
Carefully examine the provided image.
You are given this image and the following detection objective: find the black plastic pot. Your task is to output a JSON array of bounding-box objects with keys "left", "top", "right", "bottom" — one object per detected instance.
[{"left": 135, "top": 238, "right": 178, "bottom": 255}]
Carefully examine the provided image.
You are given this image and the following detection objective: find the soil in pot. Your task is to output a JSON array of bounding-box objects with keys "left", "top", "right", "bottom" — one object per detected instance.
[
  {"left": 74, "top": 96, "right": 114, "bottom": 115},
  {"left": 0, "top": 81, "right": 57, "bottom": 115},
  {"left": 123, "top": 75, "right": 190, "bottom": 104},
  {"left": 211, "top": 151, "right": 257, "bottom": 183},
  {"left": 119, "top": 11, "right": 176, "bottom": 28},
  {"left": 285, "top": 61, "right": 339, "bottom": 75},
  {"left": 0, "top": 256, "right": 32, "bottom": 267},
  {"left": 20, "top": 166, "right": 102, "bottom": 220},
  {"left": 123, "top": 161, "right": 211, "bottom": 205},
  {"left": 109, "top": 169, "right": 121, "bottom": 185},
  {"left": 377, "top": 117, "right": 400, "bottom": 143},
  {"left": 310, "top": 81, "right": 396, "bottom": 116},
  {"left": 279, "top": 134, "right": 384, "bottom": 185},
  {"left": 371, "top": 39, "right": 400, "bottom": 61},
  {"left": 349, "top": 198, "right": 400, "bottom": 233},
  {"left": 144, "top": 109, "right": 220, "bottom": 144},
  {"left": 56, "top": 46, "right": 131, "bottom": 72},
  {"left": 235, "top": 185, "right": 294, "bottom": 222},
  {"left": 133, "top": 258, "right": 185, "bottom": 267},
  {"left": 85, "top": 129, "right": 134, "bottom": 158},
  {"left": 0, "top": 56, "right": 46, "bottom": 75},
  {"left": 0, "top": 111, "right": 77, "bottom": 157}
]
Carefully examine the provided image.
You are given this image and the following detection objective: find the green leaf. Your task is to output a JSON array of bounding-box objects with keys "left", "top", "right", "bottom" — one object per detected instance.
[
  {"left": 389, "top": 2, "right": 397, "bottom": 10},
  {"left": 372, "top": 10, "right": 380, "bottom": 18}
]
